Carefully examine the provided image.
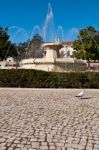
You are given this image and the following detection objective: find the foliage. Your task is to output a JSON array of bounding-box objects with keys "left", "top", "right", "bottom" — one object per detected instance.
[
  {"left": 0, "top": 27, "right": 43, "bottom": 60},
  {"left": 0, "top": 69, "right": 99, "bottom": 88},
  {"left": 73, "top": 26, "right": 99, "bottom": 66},
  {"left": 0, "top": 27, "right": 18, "bottom": 60},
  {"left": 29, "top": 34, "right": 43, "bottom": 58},
  {"left": 15, "top": 34, "right": 43, "bottom": 59},
  {"left": 15, "top": 41, "right": 29, "bottom": 59}
]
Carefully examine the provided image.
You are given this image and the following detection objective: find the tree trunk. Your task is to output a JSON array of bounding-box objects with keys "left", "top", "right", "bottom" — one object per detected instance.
[{"left": 88, "top": 60, "right": 90, "bottom": 71}]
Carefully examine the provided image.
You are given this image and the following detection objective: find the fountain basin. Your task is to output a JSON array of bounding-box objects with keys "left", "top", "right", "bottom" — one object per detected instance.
[{"left": 42, "top": 42, "right": 63, "bottom": 51}]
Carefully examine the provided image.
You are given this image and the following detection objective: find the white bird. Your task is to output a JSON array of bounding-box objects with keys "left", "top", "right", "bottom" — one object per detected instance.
[{"left": 75, "top": 90, "right": 84, "bottom": 99}]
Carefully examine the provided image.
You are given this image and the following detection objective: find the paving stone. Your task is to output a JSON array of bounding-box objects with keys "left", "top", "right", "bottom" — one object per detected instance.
[
  {"left": 0, "top": 138, "right": 6, "bottom": 142},
  {"left": 40, "top": 145, "right": 48, "bottom": 149},
  {"left": 31, "top": 142, "right": 39, "bottom": 148},
  {"left": 49, "top": 145, "right": 56, "bottom": 149},
  {"left": 0, "top": 89, "right": 99, "bottom": 149}
]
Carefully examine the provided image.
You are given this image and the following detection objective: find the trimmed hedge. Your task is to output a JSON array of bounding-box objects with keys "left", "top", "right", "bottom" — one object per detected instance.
[{"left": 0, "top": 69, "right": 99, "bottom": 88}]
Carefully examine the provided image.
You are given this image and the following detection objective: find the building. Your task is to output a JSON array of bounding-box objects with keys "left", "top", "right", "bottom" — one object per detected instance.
[{"left": 0, "top": 57, "right": 18, "bottom": 69}]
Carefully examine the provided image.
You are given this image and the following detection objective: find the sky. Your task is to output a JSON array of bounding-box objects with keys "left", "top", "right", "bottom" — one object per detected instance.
[{"left": 0, "top": 0, "right": 99, "bottom": 43}]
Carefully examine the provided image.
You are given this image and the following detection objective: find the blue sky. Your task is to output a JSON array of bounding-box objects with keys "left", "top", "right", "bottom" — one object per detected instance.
[{"left": 0, "top": 0, "right": 99, "bottom": 43}]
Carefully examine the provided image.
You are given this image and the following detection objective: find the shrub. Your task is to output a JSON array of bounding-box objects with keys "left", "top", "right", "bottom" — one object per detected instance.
[{"left": 0, "top": 69, "right": 99, "bottom": 88}]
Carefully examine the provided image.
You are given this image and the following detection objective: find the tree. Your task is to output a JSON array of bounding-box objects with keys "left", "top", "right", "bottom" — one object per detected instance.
[
  {"left": 73, "top": 26, "right": 99, "bottom": 68},
  {"left": 15, "top": 41, "right": 30, "bottom": 59},
  {"left": 15, "top": 34, "right": 43, "bottom": 59},
  {"left": 0, "top": 27, "right": 18, "bottom": 60},
  {"left": 30, "top": 34, "right": 43, "bottom": 58},
  {"left": 0, "top": 27, "right": 9, "bottom": 60}
]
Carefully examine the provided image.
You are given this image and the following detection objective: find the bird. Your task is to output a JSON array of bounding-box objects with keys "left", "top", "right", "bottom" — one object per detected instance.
[{"left": 75, "top": 90, "right": 84, "bottom": 99}]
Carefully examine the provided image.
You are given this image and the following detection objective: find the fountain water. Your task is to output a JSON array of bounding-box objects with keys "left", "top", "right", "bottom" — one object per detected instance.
[
  {"left": 3, "top": 26, "right": 29, "bottom": 60},
  {"left": 8, "top": 26, "right": 28, "bottom": 43},
  {"left": 12, "top": 28, "right": 28, "bottom": 43},
  {"left": 57, "top": 25, "right": 64, "bottom": 41},
  {"left": 43, "top": 3, "right": 54, "bottom": 41},
  {"left": 8, "top": 3, "right": 64, "bottom": 43},
  {"left": 31, "top": 25, "right": 41, "bottom": 39}
]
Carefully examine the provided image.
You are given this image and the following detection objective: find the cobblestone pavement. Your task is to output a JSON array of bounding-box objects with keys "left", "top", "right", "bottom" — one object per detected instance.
[{"left": 0, "top": 88, "right": 99, "bottom": 150}]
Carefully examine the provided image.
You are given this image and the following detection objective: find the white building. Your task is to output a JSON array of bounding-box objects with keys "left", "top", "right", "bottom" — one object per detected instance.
[
  {"left": 6, "top": 57, "right": 15, "bottom": 63},
  {"left": 0, "top": 57, "right": 18, "bottom": 69}
]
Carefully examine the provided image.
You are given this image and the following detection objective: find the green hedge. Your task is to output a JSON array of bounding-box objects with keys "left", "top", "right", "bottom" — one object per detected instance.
[{"left": 0, "top": 69, "right": 99, "bottom": 88}]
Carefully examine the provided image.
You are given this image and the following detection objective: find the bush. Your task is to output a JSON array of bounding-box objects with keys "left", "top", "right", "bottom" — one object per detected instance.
[{"left": 0, "top": 69, "right": 99, "bottom": 88}]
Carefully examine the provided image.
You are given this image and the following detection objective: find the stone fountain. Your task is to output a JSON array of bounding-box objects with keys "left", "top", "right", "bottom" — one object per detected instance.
[
  {"left": 20, "top": 41, "right": 87, "bottom": 72},
  {"left": 42, "top": 41, "right": 63, "bottom": 59}
]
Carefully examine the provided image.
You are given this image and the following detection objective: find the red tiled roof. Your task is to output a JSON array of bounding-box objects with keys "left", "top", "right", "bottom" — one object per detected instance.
[
  {"left": 44, "top": 41, "right": 73, "bottom": 46},
  {"left": 61, "top": 41, "right": 73, "bottom": 45}
]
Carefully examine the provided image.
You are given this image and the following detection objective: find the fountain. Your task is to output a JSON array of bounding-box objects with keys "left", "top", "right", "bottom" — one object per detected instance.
[
  {"left": 42, "top": 41, "right": 63, "bottom": 60},
  {"left": 20, "top": 3, "right": 87, "bottom": 72},
  {"left": 0, "top": 2, "right": 87, "bottom": 71},
  {"left": 20, "top": 37, "right": 87, "bottom": 72},
  {"left": 8, "top": 3, "right": 64, "bottom": 43}
]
